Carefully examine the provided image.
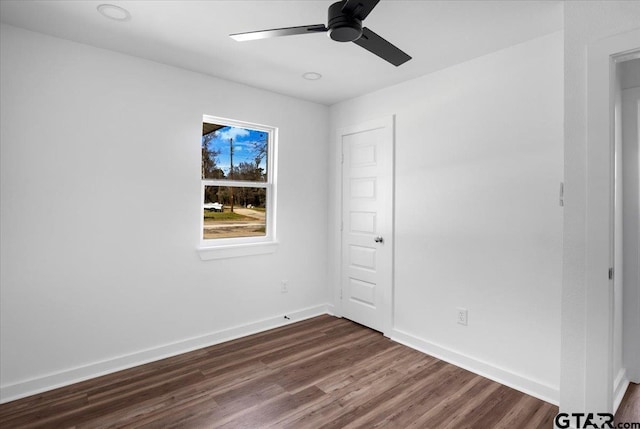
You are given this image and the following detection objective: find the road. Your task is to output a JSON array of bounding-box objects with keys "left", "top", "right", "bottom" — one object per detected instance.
[
  {"left": 203, "top": 222, "right": 264, "bottom": 229},
  {"left": 232, "top": 207, "right": 265, "bottom": 220}
]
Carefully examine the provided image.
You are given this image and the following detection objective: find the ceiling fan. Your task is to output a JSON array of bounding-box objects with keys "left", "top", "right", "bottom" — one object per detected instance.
[{"left": 229, "top": 0, "right": 411, "bottom": 67}]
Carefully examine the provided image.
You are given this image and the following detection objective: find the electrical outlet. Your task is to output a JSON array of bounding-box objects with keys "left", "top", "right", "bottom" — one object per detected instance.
[
  {"left": 457, "top": 308, "right": 468, "bottom": 326},
  {"left": 281, "top": 280, "right": 288, "bottom": 293}
]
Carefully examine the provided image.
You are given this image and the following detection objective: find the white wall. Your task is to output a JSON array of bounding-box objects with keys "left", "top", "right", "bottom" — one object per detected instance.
[
  {"left": 561, "top": 0, "right": 640, "bottom": 414},
  {"left": 329, "top": 32, "right": 564, "bottom": 403},
  {"left": 0, "top": 24, "right": 330, "bottom": 402}
]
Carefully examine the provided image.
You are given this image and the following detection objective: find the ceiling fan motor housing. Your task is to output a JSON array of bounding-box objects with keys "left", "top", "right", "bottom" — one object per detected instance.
[{"left": 328, "top": 1, "right": 363, "bottom": 42}]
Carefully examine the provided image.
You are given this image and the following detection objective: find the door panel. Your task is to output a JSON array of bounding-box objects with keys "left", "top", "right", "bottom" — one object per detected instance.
[{"left": 340, "top": 117, "right": 393, "bottom": 333}]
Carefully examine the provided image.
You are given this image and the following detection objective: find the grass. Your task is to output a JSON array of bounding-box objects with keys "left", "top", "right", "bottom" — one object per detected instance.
[
  {"left": 203, "top": 229, "right": 265, "bottom": 239},
  {"left": 203, "top": 211, "right": 253, "bottom": 221}
]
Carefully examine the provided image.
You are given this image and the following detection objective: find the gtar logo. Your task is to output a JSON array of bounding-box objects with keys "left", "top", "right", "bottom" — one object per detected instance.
[{"left": 555, "top": 413, "right": 614, "bottom": 429}]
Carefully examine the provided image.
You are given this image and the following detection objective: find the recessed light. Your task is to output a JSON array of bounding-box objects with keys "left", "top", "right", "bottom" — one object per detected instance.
[
  {"left": 97, "top": 4, "right": 131, "bottom": 22},
  {"left": 302, "top": 72, "right": 322, "bottom": 81}
]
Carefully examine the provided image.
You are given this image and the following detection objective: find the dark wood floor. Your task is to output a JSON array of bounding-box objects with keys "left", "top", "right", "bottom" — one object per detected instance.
[
  {"left": 0, "top": 315, "right": 560, "bottom": 428},
  {"left": 616, "top": 381, "right": 640, "bottom": 424}
]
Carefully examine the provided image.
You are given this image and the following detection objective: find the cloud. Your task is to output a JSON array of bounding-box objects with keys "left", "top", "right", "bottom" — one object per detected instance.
[{"left": 217, "top": 127, "right": 250, "bottom": 141}]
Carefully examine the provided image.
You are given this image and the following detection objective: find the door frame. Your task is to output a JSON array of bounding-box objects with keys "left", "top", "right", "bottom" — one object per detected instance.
[
  {"left": 584, "top": 28, "right": 640, "bottom": 413},
  {"left": 332, "top": 115, "right": 395, "bottom": 336}
]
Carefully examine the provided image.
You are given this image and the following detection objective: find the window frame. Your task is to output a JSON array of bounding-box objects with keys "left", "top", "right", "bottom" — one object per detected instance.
[{"left": 198, "top": 115, "right": 278, "bottom": 258}]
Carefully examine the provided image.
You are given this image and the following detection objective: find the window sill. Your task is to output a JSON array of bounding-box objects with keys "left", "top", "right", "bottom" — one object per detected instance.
[{"left": 197, "top": 241, "right": 278, "bottom": 261}]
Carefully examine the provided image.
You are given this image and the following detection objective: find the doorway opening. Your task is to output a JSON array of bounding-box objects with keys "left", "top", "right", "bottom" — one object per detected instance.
[{"left": 613, "top": 54, "right": 640, "bottom": 411}]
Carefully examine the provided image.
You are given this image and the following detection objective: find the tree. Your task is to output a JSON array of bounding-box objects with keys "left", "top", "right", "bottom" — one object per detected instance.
[
  {"left": 251, "top": 132, "right": 268, "bottom": 172},
  {"left": 201, "top": 131, "right": 224, "bottom": 179},
  {"left": 232, "top": 162, "right": 265, "bottom": 207},
  {"left": 236, "top": 162, "right": 263, "bottom": 181}
]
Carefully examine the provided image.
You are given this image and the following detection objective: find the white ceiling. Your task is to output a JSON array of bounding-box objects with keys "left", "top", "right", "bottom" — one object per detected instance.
[{"left": 0, "top": 0, "right": 563, "bottom": 105}]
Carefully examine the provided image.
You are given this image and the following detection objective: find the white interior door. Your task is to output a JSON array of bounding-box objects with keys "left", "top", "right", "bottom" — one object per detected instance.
[{"left": 340, "top": 117, "right": 393, "bottom": 334}]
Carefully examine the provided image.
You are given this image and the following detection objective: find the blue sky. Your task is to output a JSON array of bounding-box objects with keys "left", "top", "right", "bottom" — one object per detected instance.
[{"left": 204, "top": 126, "right": 267, "bottom": 175}]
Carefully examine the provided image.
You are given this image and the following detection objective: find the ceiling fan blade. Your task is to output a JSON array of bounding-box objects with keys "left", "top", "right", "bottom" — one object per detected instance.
[
  {"left": 230, "top": 24, "right": 328, "bottom": 42},
  {"left": 341, "top": 0, "right": 380, "bottom": 21},
  {"left": 353, "top": 27, "right": 411, "bottom": 66}
]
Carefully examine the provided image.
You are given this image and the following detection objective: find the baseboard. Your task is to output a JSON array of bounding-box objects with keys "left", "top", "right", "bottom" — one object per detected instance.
[
  {"left": 613, "top": 368, "right": 629, "bottom": 414},
  {"left": 390, "top": 328, "right": 559, "bottom": 405},
  {"left": 326, "top": 303, "right": 338, "bottom": 317},
  {"left": 0, "top": 304, "right": 330, "bottom": 404}
]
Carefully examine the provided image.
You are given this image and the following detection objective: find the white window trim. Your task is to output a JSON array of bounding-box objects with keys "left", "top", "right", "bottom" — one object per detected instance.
[
  {"left": 198, "top": 115, "right": 278, "bottom": 260},
  {"left": 198, "top": 241, "right": 278, "bottom": 261}
]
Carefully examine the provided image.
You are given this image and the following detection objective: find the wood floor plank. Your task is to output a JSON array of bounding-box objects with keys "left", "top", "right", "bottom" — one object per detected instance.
[
  {"left": 216, "top": 386, "right": 325, "bottom": 429},
  {"left": 526, "top": 402, "right": 560, "bottom": 429},
  {"left": 321, "top": 360, "right": 452, "bottom": 429},
  {"left": 277, "top": 363, "right": 411, "bottom": 428},
  {"left": 274, "top": 344, "right": 433, "bottom": 428},
  {"left": 0, "top": 315, "right": 565, "bottom": 428},
  {"left": 362, "top": 367, "right": 480, "bottom": 428},
  {"left": 406, "top": 376, "right": 494, "bottom": 428},
  {"left": 259, "top": 325, "right": 370, "bottom": 368},
  {"left": 462, "top": 384, "right": 528, "bottom": 428},
  {"left": 314, "top": 343, "right": 410, "bottom": 393},
  {"left": 616, "top": 382, "right": 640, "bottom": 424},
  {"left": 491, "top": 394, "right": 547, "bottom": 429},
  {"left": 78, "top": 389, "right": 220, "bottom": 429},
  {"left": 276, "top": 335, "right": 394, "bottom": 394}
]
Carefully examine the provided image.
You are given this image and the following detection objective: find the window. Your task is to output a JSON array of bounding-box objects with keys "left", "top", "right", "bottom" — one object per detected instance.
[{"left": 200, "top": 116, "right": 276, "bottom": 254}]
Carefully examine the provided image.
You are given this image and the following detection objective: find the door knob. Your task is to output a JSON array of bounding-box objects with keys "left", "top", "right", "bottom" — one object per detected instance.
[{"left": 374, "top": 236, "right": 384, "bottom": 243}]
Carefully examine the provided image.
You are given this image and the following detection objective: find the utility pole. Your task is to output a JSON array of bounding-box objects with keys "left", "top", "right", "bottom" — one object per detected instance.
[{"left": 229, "top": 137, "right": 234, "bottom": 213}]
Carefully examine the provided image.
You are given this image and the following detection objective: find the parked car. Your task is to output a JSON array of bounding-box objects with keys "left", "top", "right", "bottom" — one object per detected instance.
[{"left": 204, "top": 202, "right": 223, "bottom": 212}]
